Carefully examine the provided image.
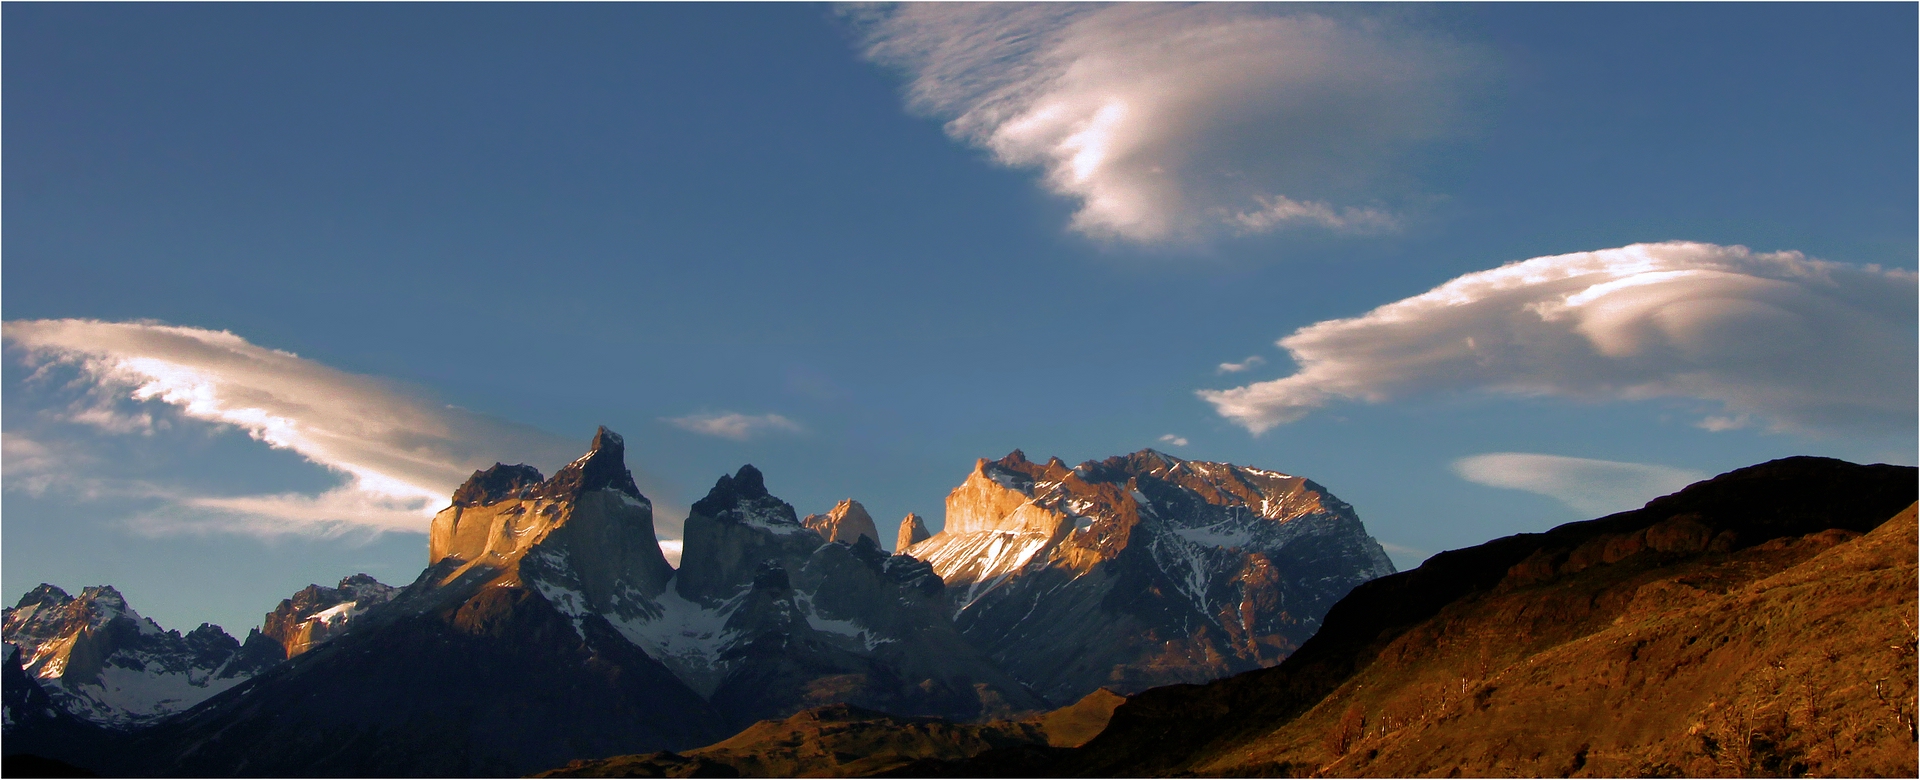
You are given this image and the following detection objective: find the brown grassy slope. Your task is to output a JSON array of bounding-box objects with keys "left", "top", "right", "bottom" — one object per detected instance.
[
  {"left": 1197, "top": 502, "right": 1918, "bottom": 777},
  {"left": 1064, "top": 456, "right": 1915, "bottom": 777},
  {"left": 537, "top": 704, "right": 1042, "bottom": 778},
  {"left": 537, "top": 690, "right": 1125, "bottom": 778},
  {"left": 1037, "top": 688, "right": 1127, "bottom": 748}
]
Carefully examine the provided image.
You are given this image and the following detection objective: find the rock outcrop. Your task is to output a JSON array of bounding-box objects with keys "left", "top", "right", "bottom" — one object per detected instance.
[
  {"left": 1, "top": 585, "right": 279, "bottom": 728},
  {"left": 429, "top": 426, "right": 674, "bottom": 611},
  {"left": 257, "top": 574, "right": 397, "bottom": 658},
  {"left": 896, "top": 512, "right": 931, "bottom": 551},
  {"left": 802, "top": 499, "right": 882, "bottom": 546},
  {"left": 904, "top": 449, "right": 1395, "bottom": 704}
]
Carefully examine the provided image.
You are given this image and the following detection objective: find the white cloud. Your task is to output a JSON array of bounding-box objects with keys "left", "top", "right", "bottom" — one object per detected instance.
[
  {"left": 132, "top": 487, "right": 436, "bottom": 540},
  {"left": 657, "top": 538, "right": 684, "bottom": 568},
  {"left": 1217, "top": 355, "right": 1265, "bottom": 374},
  {"left": 1453, "top": 453, "right": 1708, "bottom": 517},
  {"left": 1, "top": 432, "right": 90, "bottom": 497},
  {"left": 663, "top": 412, "right": 803, "bottom": 441},
  {"left": 3, "top": 319, "right": 583, "bottom": 536},
  {"left": 1228, "top": 195, "right": 1398, "bottom": 235},
  {"left": 1158, "top": 434, "right": 1189, "bottom": 447},
  {"left": 1199, "top": 242, "right": 1918, "bottom": 435},
  {"left": 1375, "top": 540, "right": 1431, "bottom": 568},
  {"left": 855, "top": 4, "right": 1479, "bottom": 243}
]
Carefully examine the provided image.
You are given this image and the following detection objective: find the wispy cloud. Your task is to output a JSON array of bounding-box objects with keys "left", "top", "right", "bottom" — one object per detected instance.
[
  {"left": 1228, "top": 195, "right": 1397, "bottom": 235},
  {"left": 3, "top": 319, "right": 582, "bottom": 536},
  {"left": 1453, "top": 453, "right": 1708, "bottom": 517},
  {"left": 1217, "top": 355, "right": 1265, "bottom": 374},
  {"left": 1, "top": 431, "right": 94, "bottom": 497},
  {"left": 1375, "top": 540, "right": 1430, "bottom": 567},
  {"left": 133, "top": 488, "right": 437, "bottom": 539},
  {"left": 854, "top": 4, "right": 1480, "bottom": 243},
  {"left": 1157, "top": 434, "right": 1189, "bottom": 448},
  {"left": 1200, "top": 242, "right": 1918, "bottom": 435},
  {"left": 663, "top": 412, "right": 803, "bottom": 441}
]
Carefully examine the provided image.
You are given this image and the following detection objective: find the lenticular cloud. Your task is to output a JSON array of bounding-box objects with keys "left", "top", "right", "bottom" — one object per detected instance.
[
  {"left": 1453, "top": 453, "right": 1707, "bottom": 517},
  {"left": 854, "top": 4, "right": 1478, "bottom": 243},
  {"left": 1200, "top": 242, "right": 1918, "bottom": 435},
  {"left": 2, "top": 319, "right": 580, "bottom": 535}
]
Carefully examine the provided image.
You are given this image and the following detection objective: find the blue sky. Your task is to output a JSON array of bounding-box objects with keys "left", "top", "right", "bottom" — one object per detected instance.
[{"left": 5, "top": 3, "right": 1914, "bottom": 637}]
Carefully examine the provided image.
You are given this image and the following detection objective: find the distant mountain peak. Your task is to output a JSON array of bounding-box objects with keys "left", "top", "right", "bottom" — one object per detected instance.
[
  {"left": 802, "top": 499, "right": 881, "bottom": 545},
  {"left": 2, "top": 583, "right": 273, "bottom": 727},
  {"left": 258, "top": 574, "right": 397, "bottom": 659},
  {"left": 452, "top": 463, "right": 547, "bottom": 507},
  {"left": 591, "top": 425, "right": 623, "bottom": 451},
  {"left": 697, "top": 464, "right": 768, "bottom": 507},
  {"left": 543, "top": 425, "right": 643, "bottom": 500},
  {"left": 13, "top": 584, "right": 71, "bottom": 611},
  {"left": 897, "top": 513, "right": 932, "bottom": 551},
  {"left": 690, "top": 465, "right": 799, "bottom": 530},
  {"left": 77, "top": 586, "right": 128, "bottom": 611},
  {"left": 449, "top": 427, "right": 643, "bottom": 509},
  {"left": 909, "top": 448, "right": 1395, "bottom": 703}
]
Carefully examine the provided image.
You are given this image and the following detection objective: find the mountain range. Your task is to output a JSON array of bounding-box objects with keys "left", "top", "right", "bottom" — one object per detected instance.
[
  {"left": 2, "top": 427, "right": 1396, "bottom": 777},
  {"left": 8, "top": 430, "right": 1908, "bottom": 778}
]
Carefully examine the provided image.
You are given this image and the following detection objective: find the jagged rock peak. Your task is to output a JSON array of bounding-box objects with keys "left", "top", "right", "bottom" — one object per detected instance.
[
  {"left": 76, "top": 586, "right": 129, "bottom": 613},
  {"left": 803, "top": 499, "right": 881, "bottom": 545},
  {"left": 452, "top": 463, "right": 546, "bottom": 507},
  {"left": 703, "top": 464, "right": 769, "bottom": 503},
  {"left": 897, "top": 513, "right": 931, "bottom": 551},
  {"left": 691, "top": 465, "right": 800, "bottom": 528},
  {"left": 542, "top": 425, "right": 644, "bottom": 500},
  {"left": 447, "top": 428, "right": 643, "bottom": 508},
  {"left": 12, "top": 584, "right": 71, "bottom": 610},
  {"left": 260, "top": 573, "right": 398, "bottom": 659}
]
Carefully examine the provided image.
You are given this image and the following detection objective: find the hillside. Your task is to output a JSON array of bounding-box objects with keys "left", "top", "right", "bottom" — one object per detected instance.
[
  {"left": 1196, "top": 501, "right": 1918, "bottom": 777},
  {"left": 537, "top": 690, "right": 1126, "bottom": 778}
]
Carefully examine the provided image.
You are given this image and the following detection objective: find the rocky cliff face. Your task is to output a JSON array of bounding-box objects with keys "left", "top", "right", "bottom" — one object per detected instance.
[
  {"left": 897, "top": 512, "right": 931, "bottom": 551},
  {"left": 257, "top": 574, "right": 397, "bottom": 658},
  {"left": 803, "top": 499, "right": 882, "bottom": 546},
  {"left": 904, "top": 449, "right": 1395, "bottom": 704},
  {"left": 1, "top": 585, "right": 279, "bottom": 728},
  {"left": 430, "top": 426, "right": 674, "bottom": 610},
  {"left": 585, "top": 465, "right": 1043, "bottom": 725}
]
